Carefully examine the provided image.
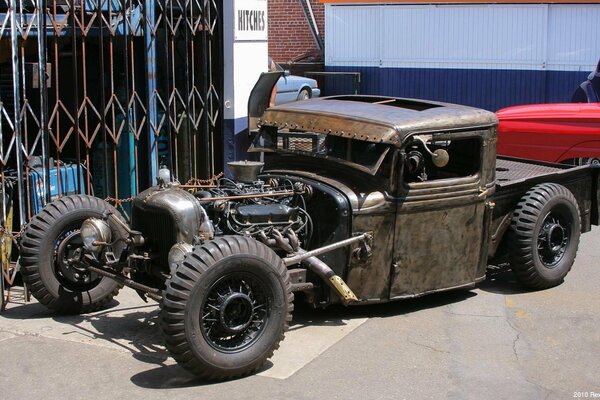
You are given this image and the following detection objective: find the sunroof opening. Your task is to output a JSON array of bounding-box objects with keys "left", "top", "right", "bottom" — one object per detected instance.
[{"left": 324, "top": 96, "right": 442, "bottom": 111}]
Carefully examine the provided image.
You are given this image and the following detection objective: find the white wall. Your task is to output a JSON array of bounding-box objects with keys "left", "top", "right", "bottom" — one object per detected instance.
[
  {"left": 223, "top": 0, "right": 269, "bottom": 121},
  {"left": 547, "top": 5, "right": 600, "bottom": 71},
  {"left": 325, "top": 3, "right": 600, "bottom": 72}
]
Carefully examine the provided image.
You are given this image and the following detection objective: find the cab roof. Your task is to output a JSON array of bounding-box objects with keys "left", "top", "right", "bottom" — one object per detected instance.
[{"left": 258, "top": 95, "right": 498, "bottom": 146}]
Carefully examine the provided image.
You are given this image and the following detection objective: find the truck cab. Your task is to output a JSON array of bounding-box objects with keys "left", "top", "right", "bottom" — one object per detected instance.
[{"left": 252, "top": 94, "right": 498, "bottom": 304}]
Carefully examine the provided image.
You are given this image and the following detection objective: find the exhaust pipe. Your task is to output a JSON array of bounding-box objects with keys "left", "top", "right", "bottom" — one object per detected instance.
[
  {"left": 301, "top": 255, "right": 358, "bottom": 305},
  {"left": 278, "top": 233, "right": 371, "bottom": 305}
]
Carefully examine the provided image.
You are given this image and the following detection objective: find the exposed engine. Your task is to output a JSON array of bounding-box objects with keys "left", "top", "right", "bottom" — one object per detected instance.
[
  {"left": 130, "top": 166, "right": 313, "bottom": 285},
  {"left": 198, "top": 177, "right": 313, "bottom": 252}
]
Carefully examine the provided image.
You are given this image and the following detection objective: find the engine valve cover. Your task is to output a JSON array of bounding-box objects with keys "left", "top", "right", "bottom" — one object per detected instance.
[{"left": 236, "top": 204, "right": 298, "bottom": 224}]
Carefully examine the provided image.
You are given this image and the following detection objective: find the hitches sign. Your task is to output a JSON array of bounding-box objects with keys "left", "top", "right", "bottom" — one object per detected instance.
[{"left": 234, "top": 0, "right": 268, "bottom": 41}]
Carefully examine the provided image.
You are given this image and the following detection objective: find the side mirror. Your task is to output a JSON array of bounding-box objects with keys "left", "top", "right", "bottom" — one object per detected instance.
[
  {"left": 283, "top": 70, "right": 291, "bottom": 77},
  {"left": 413, "top": 136, "right": 450, "bottom": 168},
  {"left": 432, "top": 149, "right": 450, "bottom": 168}
]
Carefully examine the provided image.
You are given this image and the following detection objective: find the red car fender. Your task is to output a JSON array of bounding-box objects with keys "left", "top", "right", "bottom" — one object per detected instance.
[
  {"left": 556, "top": 140, "right": 600, "bottom": 163},
  {"left": 497, "top": 103, "right": 600, "bottom": 164}
]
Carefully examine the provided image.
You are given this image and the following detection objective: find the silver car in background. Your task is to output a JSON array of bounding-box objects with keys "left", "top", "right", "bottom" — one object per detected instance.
[{"left": 270, "top": 58, "right": 320, "bottom": 105}]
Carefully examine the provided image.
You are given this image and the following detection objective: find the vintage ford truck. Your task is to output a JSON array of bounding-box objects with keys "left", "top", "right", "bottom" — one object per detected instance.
[{"left": 20, "top": 73, "right": 599, "bottom": 380}]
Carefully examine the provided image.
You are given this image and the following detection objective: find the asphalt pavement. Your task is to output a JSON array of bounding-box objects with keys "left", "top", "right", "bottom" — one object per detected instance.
[{"left": 1, "top": 227, "right": 599, "bottom": 400}]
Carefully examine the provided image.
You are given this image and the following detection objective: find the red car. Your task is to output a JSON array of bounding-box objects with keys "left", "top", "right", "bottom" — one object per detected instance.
[
  {"left": 497, "top": 102, "right": 600, "bottom": 165},
  {"left": 498, "top": 60, "right": 600, "bottom": 165}
]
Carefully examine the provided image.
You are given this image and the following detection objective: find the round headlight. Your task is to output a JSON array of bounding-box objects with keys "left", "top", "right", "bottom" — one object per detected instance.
[
  {"left": 80, "top": 218, "right": 112, "bottom": 252},
  {"left": 158, "top": 167, "right": 171, "bottom": 184},
  {"left": 168, "top": 242, "right": 194, "bottom": 269}
]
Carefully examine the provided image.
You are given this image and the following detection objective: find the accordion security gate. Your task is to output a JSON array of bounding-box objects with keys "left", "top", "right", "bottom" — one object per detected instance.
[{"left": 0, "top": 0, "right": 223, "bottom": 298}]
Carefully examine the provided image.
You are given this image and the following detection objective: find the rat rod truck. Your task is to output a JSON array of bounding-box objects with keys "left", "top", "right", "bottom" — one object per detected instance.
[{"left": 19, "top": 73, "right": 600, "bottom": 380}]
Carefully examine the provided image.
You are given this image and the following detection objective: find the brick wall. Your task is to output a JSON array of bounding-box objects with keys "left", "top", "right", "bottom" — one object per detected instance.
[{"left": 268, "top": 0, "right": 325, "bottom": 63}]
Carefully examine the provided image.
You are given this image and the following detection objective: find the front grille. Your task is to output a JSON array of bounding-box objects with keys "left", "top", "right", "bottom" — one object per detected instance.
[{"left": 132, "top": 205, "right": 178, "bottom": 267}]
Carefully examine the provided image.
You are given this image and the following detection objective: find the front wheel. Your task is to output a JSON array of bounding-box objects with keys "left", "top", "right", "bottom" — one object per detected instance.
[
  {"left": 507, "top": 183, "right": 581, "bottom": 289},
  {"left": 160, "top": 236, "right": 293, "bottom": 380},
  {"left": 19, "top": 195, "right": 128, "bottom": 313}
]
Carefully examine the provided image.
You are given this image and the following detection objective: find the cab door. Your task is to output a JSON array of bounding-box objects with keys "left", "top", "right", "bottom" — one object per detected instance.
[{"left": 389, "top": 133, "right": 494, "bottom": 299}]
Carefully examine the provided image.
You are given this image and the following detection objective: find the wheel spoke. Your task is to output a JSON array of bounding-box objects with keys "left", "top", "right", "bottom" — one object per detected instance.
[
  {"left": 200, "top": 272, "right": 270, "bottom": 353},
  {"left": 536, "top": 211, "right": 572, "bottom": 268}
]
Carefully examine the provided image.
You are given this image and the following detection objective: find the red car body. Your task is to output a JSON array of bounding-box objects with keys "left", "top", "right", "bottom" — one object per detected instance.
[{"left": 496, "top": 103, "right": 600, "bottom": 164}]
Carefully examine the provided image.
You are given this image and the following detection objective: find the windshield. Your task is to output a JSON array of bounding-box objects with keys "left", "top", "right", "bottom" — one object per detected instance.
[{"left": 249, "top": 129, "right": 390, "bottom": 175}]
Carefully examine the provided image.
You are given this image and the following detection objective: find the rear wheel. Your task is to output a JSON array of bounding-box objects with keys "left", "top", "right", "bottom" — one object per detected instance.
[
  {"left": 161, "top": 236, "right": 293, "bottom": 380},
  {"left": 507, "top": 183, "right": 580, "bottom": 289},
  {"left": 20, "top": 195, "right": 127, "bottom": 313},
  {"left": 297, "top": 89, "right": 310, "bottom": 101}
]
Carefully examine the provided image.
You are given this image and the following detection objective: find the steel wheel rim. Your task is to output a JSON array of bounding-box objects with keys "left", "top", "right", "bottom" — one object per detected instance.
[
  {"left": 537, "top": 210, "right": 570, "bottom": 268},
  {"left": 200, "top": 272, "right": 271, "bottom": 353},
  {"left": 54, "top": 227, "right": 101, "bottom": 291}
]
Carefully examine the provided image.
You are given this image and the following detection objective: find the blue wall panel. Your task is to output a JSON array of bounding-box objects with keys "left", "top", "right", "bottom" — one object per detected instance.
[
  {"left": 223, "top": 117, "right": 250, "bottom": 169},
  {"left": 324, "top": 66, "right": 590, "bottom": 111}
]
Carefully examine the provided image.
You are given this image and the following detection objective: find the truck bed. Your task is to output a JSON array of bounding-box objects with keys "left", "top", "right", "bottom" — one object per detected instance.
[
  {"left": 496, "top": 158, "right": 565, "bottom": 185},
  {"left": 487, "top": 156, "right": 599, "bottom": 259},
  {"left": 493, "top": 156, "right": 599, "bottom": 236}
]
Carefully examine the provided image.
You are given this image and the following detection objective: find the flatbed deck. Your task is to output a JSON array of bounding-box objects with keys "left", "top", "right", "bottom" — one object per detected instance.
[
  {"left": 496, "top": 158, "right": 565, "bottom": 184},
  {"left": 492, "top": 157, "right": 599, "bottom": 237}
]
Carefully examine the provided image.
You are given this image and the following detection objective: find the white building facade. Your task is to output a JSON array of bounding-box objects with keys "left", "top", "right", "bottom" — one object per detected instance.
[{"left": 324, "top": 0, "right": 600, "bottom": 110}]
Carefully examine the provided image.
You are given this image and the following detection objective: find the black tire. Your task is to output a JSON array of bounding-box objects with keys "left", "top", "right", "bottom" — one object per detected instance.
[
  {"left": 507, "top": 183, "right": 581, "bottom": 289},
  {"left": 20, "top": 195, "right": 127, "bottom": 314},
  {"left": 160, "top": 236, "right": 293, "bottom": 381},
  {"left": 577, "top": 157, "right": 600, "bottom": 166},
  {"left": 297, "top": 89, "right": 310, "bottom": 101}
]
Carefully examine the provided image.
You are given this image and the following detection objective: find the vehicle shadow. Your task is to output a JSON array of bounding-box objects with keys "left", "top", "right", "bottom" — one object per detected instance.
[
  {"left": 290, "top": 288, "right": 477, "bottom": 329},
  {"left": 478, "top": 264, "right": 534, "bottom": 295},
  {"left": 0, "top": 294, "right": 168, "bottom": 364},
  {"left": 1, "top": 270, "right": 533, "bottom": 389},
  {"left": 130, "top": 289, "right": 479, "bottom": 389}
]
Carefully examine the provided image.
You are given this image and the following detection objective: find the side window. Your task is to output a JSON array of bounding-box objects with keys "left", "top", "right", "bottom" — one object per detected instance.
[{"left": 404, "top": 137, "right": 481, "bottom": 184}]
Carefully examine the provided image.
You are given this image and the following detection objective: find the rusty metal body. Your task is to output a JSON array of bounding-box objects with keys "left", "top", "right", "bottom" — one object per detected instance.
[
  {"left": 251, "top": 91, "right": 599, "bottom": 306},
  {"left": 259, "top": 96, "right": 496, "bottom": 146},
  {"left": 23, "top": 80, "right": 599, "bottom": 309},
  {"left": 247, "top": 94, "right": 497, "bottom": 305}
]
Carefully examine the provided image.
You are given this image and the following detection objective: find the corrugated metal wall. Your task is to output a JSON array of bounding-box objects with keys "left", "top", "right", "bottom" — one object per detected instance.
[
  {"left": 326, "top": 6, "right": 380, "bottom": 67},
  {"left": 547, "top": 5, "right": 600, "bottom": 71},
  {"left": 324, "top": 3, "right": 600, "bottom": 110}
]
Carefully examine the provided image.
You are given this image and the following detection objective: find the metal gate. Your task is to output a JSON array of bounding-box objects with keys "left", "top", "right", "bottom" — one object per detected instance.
[{"left": 0, "top": 0, "right": 223, "bottom": 296}]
